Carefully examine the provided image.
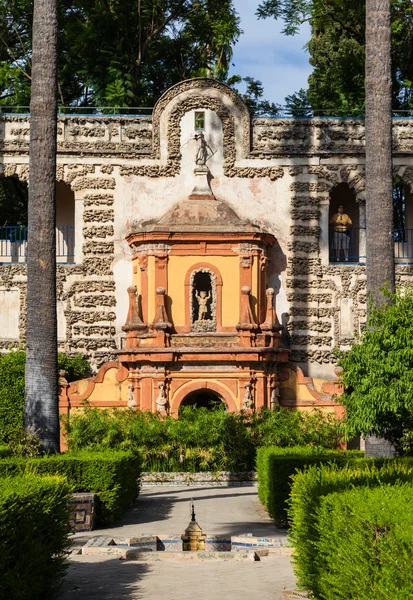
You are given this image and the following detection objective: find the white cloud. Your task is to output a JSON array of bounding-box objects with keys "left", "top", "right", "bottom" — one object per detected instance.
[{"left": 230, "top": 0, "right": 313, "bottom": 104}]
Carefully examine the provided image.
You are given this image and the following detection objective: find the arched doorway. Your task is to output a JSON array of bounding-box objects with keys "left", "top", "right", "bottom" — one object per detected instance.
[{"left": 179, "top": 389, "right": 226, "bottom": 411}]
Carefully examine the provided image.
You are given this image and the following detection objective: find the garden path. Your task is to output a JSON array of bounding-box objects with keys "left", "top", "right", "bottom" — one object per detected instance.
[{"left": 59, "top": 484, "right": 307, "bottom": 600}]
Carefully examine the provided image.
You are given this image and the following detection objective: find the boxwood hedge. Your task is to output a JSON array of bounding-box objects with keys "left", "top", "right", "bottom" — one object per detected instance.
[
  {"left": 0, "top": 450, "right": 141, "bottom": 525},
  {"left": 256, "top": 446, "right": 365, "bottom": 525},
  {"left": 288, "top": 459, "right": 413, "bottom": 598},
  {"left": 316, "top": 483, "right": 413, "bottom": 600},
  {"left": 0, "top": 474, "right": 71, "bottom": 600}
]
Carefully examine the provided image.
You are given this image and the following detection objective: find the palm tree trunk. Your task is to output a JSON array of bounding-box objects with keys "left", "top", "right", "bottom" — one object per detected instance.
[
  {"left": 365, "top": 0, "right": 396, "bottom": 459},
  {"left": 24, "top": 0, "right": 59, "bottom": 453},
  {"left": 365, "top": 0, "right": 394, "bottom": 305}
]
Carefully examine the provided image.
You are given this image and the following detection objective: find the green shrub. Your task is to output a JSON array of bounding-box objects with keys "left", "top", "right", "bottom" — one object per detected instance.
[
  {"left": 63, "top": 405, "right": 344, "bottom": 473},
  {"left": 288, "top": 459, "right": 413, "bottom": 597},
  {"left": 337, "top": 288, "right": 413, "bottom": 453},
  {"left": 316, "top": 483, "right": 413, "bottom": 600},
  {"left": 0, "top": 450, "right": 141, "bottom": 525},
  {"left": 0, "top": 445, "right": 10, "bottom": 458},
  {"left": 256, "top": 446, "right": 365, "bottom": 525},
  {"left": 0, "top": 474, "right": 71, "bottom": 600},
  {"left": 0, "top": 349, "right": 90, "bottom": 444}
]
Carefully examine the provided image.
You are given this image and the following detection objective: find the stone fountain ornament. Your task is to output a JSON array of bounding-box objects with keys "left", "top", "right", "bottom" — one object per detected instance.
[{"left": 181, "top": 501, "right": 206, "bottom": 552}]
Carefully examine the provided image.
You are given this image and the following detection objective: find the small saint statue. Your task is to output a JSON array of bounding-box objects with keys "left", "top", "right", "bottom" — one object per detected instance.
[
  {"left": 195, "top": 132, "right": 214, "bottom": 166},
  {"left": 243, "top": 383, "right": 254, "bottom": 410},
  {"left": 155, "top": 382, "right": 167, "bottom": 412},
  {"left": 195, "top": 289, "right": 211, "bottom": 321}
]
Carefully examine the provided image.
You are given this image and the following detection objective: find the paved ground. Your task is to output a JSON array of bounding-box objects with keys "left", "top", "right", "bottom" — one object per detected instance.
[{"left": 58, "top": 485, "right": 307, "bottom": 600}]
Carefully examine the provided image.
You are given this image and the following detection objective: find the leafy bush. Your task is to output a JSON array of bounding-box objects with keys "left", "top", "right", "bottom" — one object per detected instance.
[
  {"left": 256, "top": 446, "right": 365, "bottom": 525},
  {"left": 0, "top": 349, "right": 90, "bottom": 444},
  {"left": 0, "top": 450, "right": 141, "bottom": 525},
  {"left": 338, "top": 288, "right": 413, "bottom": 452},
  {"left": 316, "top": 484, "right": 413, "bottom": 600},
  {"left": 288, "top": 459, "right": 413, "bottom": 597},
  {"left": 0, "top": 474, "right": 71, "bottom": 600},
  {"left": 0, "top": 445, "right": 10, "bottom": 458},
  {"left": 62, "top": 405, "right": 344, "bottom": 473}
]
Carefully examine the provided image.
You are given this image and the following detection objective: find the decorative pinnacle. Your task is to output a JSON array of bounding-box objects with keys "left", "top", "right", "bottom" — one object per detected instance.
[{"left": 191, "top": 500, "right": 196, "bottom": 522}]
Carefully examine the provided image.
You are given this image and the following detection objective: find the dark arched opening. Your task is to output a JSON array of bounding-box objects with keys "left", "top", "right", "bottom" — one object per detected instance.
[
  {"left": 0, "top": 176, "right": 28, "bottom": 262},
  {"left": 329, "top": 183, "right": 360, "bottom": 262},
  {"left": 393, "top": 177, "right": 413, "bottom": 263},
  {"left": 56, "top": 181, "right": 75, "bottom": 263},
  {"left": 179, "top": 390, "right": 226, "bottom": 412}
]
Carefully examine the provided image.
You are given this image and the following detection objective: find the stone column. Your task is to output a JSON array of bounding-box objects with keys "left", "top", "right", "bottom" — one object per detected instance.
[{"left": 319, "top": 199, "right": 330, "bottom": 266}]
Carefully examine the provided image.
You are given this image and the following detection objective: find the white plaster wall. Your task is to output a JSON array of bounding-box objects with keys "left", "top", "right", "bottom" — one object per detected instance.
[
  {"left": 0, "top": 289, "right": 20, "bottom": 339},
  {"left": 57, "top": 299, "right": 67, "bottom": 341}
]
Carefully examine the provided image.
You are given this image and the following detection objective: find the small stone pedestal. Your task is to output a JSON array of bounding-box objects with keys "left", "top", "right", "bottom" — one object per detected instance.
[{"left": 181, "top": 503, "right": 206, "bottom": 551}]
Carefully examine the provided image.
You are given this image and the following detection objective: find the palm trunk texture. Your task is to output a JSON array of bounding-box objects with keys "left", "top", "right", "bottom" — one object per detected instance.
[
  {"left": 365, "top": 0, "right": 394, "bottom": 305},
  {"left": 24, "top": 0, "right": 59, "bottom": 453}
]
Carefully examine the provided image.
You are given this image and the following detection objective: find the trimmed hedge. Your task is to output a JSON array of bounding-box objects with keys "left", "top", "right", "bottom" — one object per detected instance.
[
  {"left": 0, "top": 450, "right": 141, "bottom": 525},
  {"left": 316, "top": 484, "right": 413, "bottom": 600},
  {"left": 288, "top": 460, "right": 413, "bottom": 598},
  {"left": 0, "top": 474, "right": 71, "bottom": 600},
  {"left": 256, "top": 446, "right": 365, "bottom": 525}
]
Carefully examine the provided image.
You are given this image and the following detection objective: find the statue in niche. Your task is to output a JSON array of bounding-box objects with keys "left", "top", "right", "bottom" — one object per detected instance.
[
  {"left": 191, "top": 269, "right": 216, "bottom": 332},
  {"left": 127, "top": 383, "right": 136, "bottom": 408},
  {"left": 270, "top": 384, "right": 280, "bottom": 411},
  {"left": 243, "top": 383, "right": 254, "bottom": 410},
  {"left": 195, "top": 132, "right": 214, "bottom": 166},
  {"left": 195, "top": 289, "right": 211, "bottom": 321},
  {"left": 155, "top": 382, "right": 167, "bottom": 412}
]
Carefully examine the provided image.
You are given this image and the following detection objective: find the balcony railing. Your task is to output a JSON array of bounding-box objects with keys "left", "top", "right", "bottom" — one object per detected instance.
[
  {"left": 330, "top": 227, "right": 413, "bottom": 264},
  {"left": 329, "top": 227, "right": 366, "bottom": 263},
  {"left": 0, "top": 226, "right": 74, "bottom": 263},
  {"left": 394, "top": 228, "right": 413, "bottom": 263}
]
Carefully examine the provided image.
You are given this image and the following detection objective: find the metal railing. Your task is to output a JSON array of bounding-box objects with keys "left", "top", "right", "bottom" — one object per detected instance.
[
  {"left": 329, "top": 227, "right": 413, "bottom": 264},
  {"left": 329, "top": 227, "right": 365, "bottom": 263},
  {"left": 0, "top": 225, "right": 74, "bottom": 263},
  {"left": 394, "top": 228, "right": 413, "bottom": 263},
  {"left": 2, "top": 105, "right": 413, "bottom": 119},
  {"left": 0, "top": 106, "right": 153, "bottom": 117}
]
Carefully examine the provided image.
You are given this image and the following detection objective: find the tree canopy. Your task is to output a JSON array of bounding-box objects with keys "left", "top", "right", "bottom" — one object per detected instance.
[
  {"left": 1, "top": 0, "right": 241, "bottom": 107},
  {"left": 257, "top": 0, "right": 413, "bottom": 112},
  {"left": 338, "top": 289, "right": 413, "bottom": 453}
]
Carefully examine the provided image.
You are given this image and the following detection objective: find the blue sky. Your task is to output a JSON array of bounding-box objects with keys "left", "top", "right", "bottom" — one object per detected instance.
[{"left": 229, "top": 0, "right": 312, "bottom": 105}]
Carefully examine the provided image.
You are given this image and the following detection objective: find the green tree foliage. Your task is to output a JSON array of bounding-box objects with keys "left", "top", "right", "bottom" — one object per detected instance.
[
  {"left": 0, "top": 177, "right": 28, "bottom": 227},
  {"left": 0, "top": 350, "right": 90, "bottom": 444},
  {"left": 227, "top": 75, "right": 280, "bottom": 116},
  {"left": 338, "top": 289, "right": 413, "bottom": 452},
  {"left": 62, "top": 405, "right": 344, "bottom": 472},
  {"left": 1, "top": 0, "right": 241, "bottom": 107},
  {"left": 257, "top": 0, "right": 413, "bottom": 112}
]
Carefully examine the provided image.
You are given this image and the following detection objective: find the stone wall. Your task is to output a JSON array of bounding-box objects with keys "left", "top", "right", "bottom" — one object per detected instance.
[{"left": 2, "top": 80, "right": 413, "bottom": 377}]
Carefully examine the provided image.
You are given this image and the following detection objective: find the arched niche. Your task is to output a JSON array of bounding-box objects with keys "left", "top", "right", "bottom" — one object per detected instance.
[
  {"left": 170, "top": 380, "right": 237, "bottom": 415},
  {"left": 184, "top": 262, "right": 223, "bottom": 332},
  {"left": 152, "top": 78, "right": 250, "bottom": 162},
  {"left": 0, "top": 175, "right": 28, "bottom": 263},
  {"left": 393, "top": 176, "right": 413, "bottom": 263},
  {"left": 179, "top": 389, "right": 226, "bottom": 412},
  {"left": 56, "top": 181, "right": 75, "bottom": 263},
  {"left": 329, "top": 183, "right": 360, "bottom": 263}
]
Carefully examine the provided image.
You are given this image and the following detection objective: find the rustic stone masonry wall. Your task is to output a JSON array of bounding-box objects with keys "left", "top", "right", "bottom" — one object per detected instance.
[
  {"left": 2, "top": 80, "right": 413, "bottom": 377},
  {"left": 0, "top": 162, "right": 119, "bottom": 367}
]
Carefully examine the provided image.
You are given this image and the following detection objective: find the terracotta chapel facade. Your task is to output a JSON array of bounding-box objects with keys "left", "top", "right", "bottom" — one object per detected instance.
[{"left": 1, "top": 78, "right": 413, "bottom": 414}]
